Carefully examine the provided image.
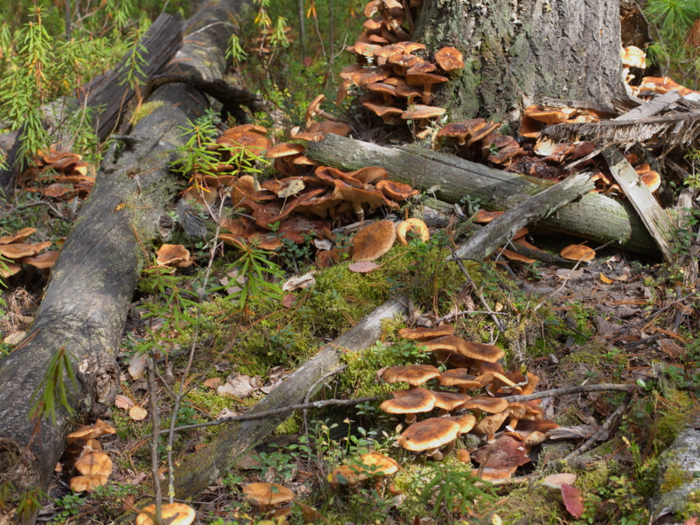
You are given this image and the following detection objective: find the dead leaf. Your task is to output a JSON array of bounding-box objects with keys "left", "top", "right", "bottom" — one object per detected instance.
[
  {"left": 217, "top": 374, "right": 261, "bottom": 398},
  {"left": 542, "top": 473, "right": 577, "bottom": 488},
  {"left": 599, "top": 273, "right": 614, "bottom": 284},
  {"left": 277, "top": 179, "right": 305, "bottom": 198},
  {"left": 114, "top": 395, "right": 134, "bottom": 409},
  {"left": 282, "top": 294, "right": 296, "bottom": 309},
  {"left": 3, "top": 331, "right": 25, "bottom": 345},
  {"left": 298, "top": 502, "right": 322, "bottom": 524},
  {"left": 556, "top": 268, "right": 584, "bottom": 280},
  {"left": 203, "top": 377, "right": 222, "bottom": 389},
  {"left": 129, "top": 406, "right": 148, "bottom": 421},
  {"left": 314, "top": 238, "right": 333, "bottom": 250},
  {"left": 561, "top": 484, "right": 584, "bottom": 518},
  {"left": 217, "top": 408, "right": 239, "bottom": 419},
  {"left": 128, "top": 353, "right": 147, "bottom": 380},
  {"left": 348, "top": 261, "right": 379, "bottom": 273}
]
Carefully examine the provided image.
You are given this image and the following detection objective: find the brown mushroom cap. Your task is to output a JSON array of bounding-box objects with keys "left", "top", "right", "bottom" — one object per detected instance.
[
  {"left": 136, "top": 503, "right": 196, "bottom": 525},
  {"left": 0, "top": 227, "right": 36, "bottom": 245},
  {"left": 430, "top": 390, "right": 471, "bottom": 411},
  {"left": 0, "top": 262, "right": 21, "bottom": 278},
  {"left": 362, "top": 102, "right": 404, "bottom": 124},
  {"left": 352, "top": 67, "right": 392, "bottom": 87},
  {"left": 224, "top": 124, "right": 268, "bottom": 137},
  {"left": 523, "top": 105, "right": 570, "bottom": 125},
  {"left": 266, "top": 143, "right": 306, "bottom": 159},
  {"left": 445, "top": 413, "right": 477, "bottom": 434},
  {"left": 396, "top": 218, "right": 429, "bottom": 245},
  {"left": 351, "top": 220, "right": 397, "bottom": 262},
  {"left": 439, "top": 369, "right": 483, "bottom": 390},
  {"left": 382, "top": 365, "right": 441, "bottom": 387},
  {"left": 19, "top": 250, "right": 60, "bottom": 269},
  {"left": 330, "top": 464, "right": 370, "bottom": 488},
  {"left": 155, "top": 244, "right": 191, "bottom": 267},
  {"left": 434, "top": 47, "right": 464, "bottom": 72},
  {"left": 243, "top": 482, "right": 295, "bottom": 509},
  {"left": 0, "top": 241, "right": 52, "bottom": 259},
  {"left": 640, "top": 170, "right": 661, "bottom": 192},
  {"left": 421, "top": 336, "right": 505, "bottom": 363},
  {"left": 359, "top": 451, "right": 400, "bottom": 476},
  {"left": 307, "top": 120, "right": 353, "bottom": 137},
  {"left": 473, "top": 435, "right": 531, "bottom": 468},
  {"left": 398, "top": 417, "right": 461, "bottom": 451},
  {"left": 380, "top": 387, "right": 436, "bottom": 415},
  {"left": 560, "top": 244, "right": 595, "bottom": 262},
  {"left": 340, "top": 64, "right": 365, "bottom": 80},
  {"left": 461, "top": 396, "right": 509, "bottom": 414},
  {"left": 471, "top": 411, "right": 509, "bottom": 443},
  {"left": 399, "top": 325, "right": 455, "bottom": 340},
  {"left": 407, "top": 62, "right": 437, "bottom": 75}
]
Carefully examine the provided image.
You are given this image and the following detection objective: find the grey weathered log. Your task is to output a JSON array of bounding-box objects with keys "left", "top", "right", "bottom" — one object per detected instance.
[
  {"left": 414, "top": 0, "right": 627, "bottom": 122},
  {"left": 305, "top": 134, "right": 658, "bottom": 254},
  {"left": 169, "top": 296, "right": 407, "bottom": 500},
  {"left": 0, "top": 3, "right": 244, "bottom": 523},
  {"left": 452, "top": 172, "right": 595, "bottom": 261},
  {"left": 649, "top": 411, "right": 700, "bottom": 524}
]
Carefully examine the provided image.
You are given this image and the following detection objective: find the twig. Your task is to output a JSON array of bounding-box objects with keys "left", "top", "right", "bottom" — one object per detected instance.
[
  {"left": 448, "top": 245, "right": 506, "bottom": 331},
  {"left": 197, "top": 195, "right": 226, "bottom": 299},
  {"left": 502, "top": 383, "right": 633, "bottom": 403},
  {"left": 147, "top": 396, "right": 380, "bottom": 438},
  {"left": 564, "top": 387, "right": 634, "bottom": 460},
  {"left": 302, "top": 365, "right": 347, "bottom": 440},
  {"left": 146, "top": 357, "right": 163, "bottom": 525},
  {"left": 166, "top": 327, "right": 199, "bottom": 504},
  {"left": 612, "top": 288, "right": 700, "bottom": 338}
]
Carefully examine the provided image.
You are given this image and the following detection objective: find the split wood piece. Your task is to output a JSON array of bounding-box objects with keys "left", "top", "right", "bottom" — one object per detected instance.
[
  {"left": 304, "top": 134, "right": 657, "bottom": 254},
  {"left": 451, "top": 172, "right": 595, "bottom": 262},
  {"left": 167, "top": 297, "right": 407, "bottom": 503},
  {"left": 602, "top": 148, "right": 676, "bottom": 263},
  {"left": 0, "top": 3, "right": 242, "bottom": 523}
]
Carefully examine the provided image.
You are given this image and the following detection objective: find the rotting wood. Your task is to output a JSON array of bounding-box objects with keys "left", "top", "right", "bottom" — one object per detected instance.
[
  {"left": 611, "top": 91, "right": 681, "bottom": 121},
  {"left": 602, "top": 148, "right": 676, "bottom": 263},
  {"left": 304, "top": 133, "right": 658, "bottom": 254},
  {"left": 0, "top": 3, "right": 244, "bottom": 523},
  {"left": 165, "top": 297, "right": 407, "bottom": 502},
  {"left": 451, "top": 172, "right": 595, "bottom": 261}
]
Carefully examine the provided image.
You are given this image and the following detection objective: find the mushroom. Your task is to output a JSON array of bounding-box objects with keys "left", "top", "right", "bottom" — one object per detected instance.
[
  {"left": 376, "top": 180, "right": 418, "bottom": 202},
  {"left": 401, "top": 105, "right": 447, "bottom": 128},
  {"left": 388, "top": 53, "right": 423, "bottom": 76},
  {"left": 434, "top": 46, "right": 464, "bottom": 72},
  {"left": 366, "top": 82, "right": 398, "bottom": 104},
  {"left": 330, "top": 452, "right": 400, "bottom": 491},
  {"left": 396, "top": 218, "right": 429, "bottom": 245},
  {"left": 0, "top": 241, "right": 52, "bottom": 259},
  {"left": 307, "top": 120, "right": 353, "bottom": 136},
  {"left": 155, "top": 244, "right": 193, "bottom": 268},
  {"left": 640, "top": 170, "right": 661, "bottom": 192},
  {"left": 439, "top": 368, "right": 483, "bottom": 394},
  {"left": 397, "top": 417, "right": 461, "bottom": 460},
  {"left": 380, "top": 387, "right": 436, "bottom": 424},
  {"left": 505, "top": 402, "right": 543, "bottom": 431},
  {"left": 405, "top": 72, "right": 448, "bottom": 105},
  {"left": 382, "top": 365, "right": 441, "bottom": 389},
  {"left": 0, "top": 227, "right": 36, "bottom": 245},
  {"left": 243, "top": 482, "right": 295, "bottom": 515},
  {"left": 305, "top": 94, "right": 346, "bottom": 129},
  {"left": 560, "top": 244, "right": 595, "bottom": 262},
  {"left": 267, "top": 143, "right": 306, "bottom": 176},
  {"left": 420, "top": 336, "right": 505, "bottom": 363},
  {"left": 395, "top": 84, "right": 423, "bottom": 104},
  {"left": 471, "top": 411, "right": 509, "bottom": 443},
  {"left": 362, "top": 101, "right": 405, "bottom": 125},
  {"left": 398, "top": 325, "right": 455, "bottom": 340},
  {"left": 430, "top": 390, "right": 471, "bottom": 416},
  {"left": 461, "top": 397, "right": 509, "bottom": 414},
  {"left": 437, "top": 120, "right": 487, "bottom": 146},
  {"left": 351, "top": 67, "right": 392, "bottom": 88},
  {"left": 136, "top": 503, "right": 196, "bottom": 525},
  {"left": 351, "top": 220, "right": 397, "bottom": 262},
  {"left": 18, "top": 250, "right": 60, "bottom": 271}
]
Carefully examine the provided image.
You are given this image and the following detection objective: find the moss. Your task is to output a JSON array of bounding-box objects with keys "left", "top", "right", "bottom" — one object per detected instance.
[
  {"left": 660, "top": 461, "right": 693, "bottom": 493},
  {"left": 131, "top": 100, "right": 166, "bottom": 126},
  {"left": 655, "top": 389, "right": 694, "bottom": 447},
  {"left": 491, "top": 486, "right": 561, "bottom": 523}
]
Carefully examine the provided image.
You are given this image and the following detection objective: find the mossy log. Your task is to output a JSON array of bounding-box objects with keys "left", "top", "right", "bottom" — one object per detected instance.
[
  {"left": 170, "top": 297, "right": 407, "bottom": 500},
  {"left": 0, "top": 3, "right": 244, "bottom": 523},
  {"left": 305, "top": 134, "right": 658, "bottom": 254}
]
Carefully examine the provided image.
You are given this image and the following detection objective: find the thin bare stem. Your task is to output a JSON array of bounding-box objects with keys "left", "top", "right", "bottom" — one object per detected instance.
[
  {"left": 503, "top": 383, "right": 634, "bottom": 403},
  {"left": 146, "top": 357, "right": 163, "bottom": 525}
]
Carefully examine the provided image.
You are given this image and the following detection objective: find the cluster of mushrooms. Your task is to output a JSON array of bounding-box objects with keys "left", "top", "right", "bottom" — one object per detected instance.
[
  {"left": 24, "top": 148, "right": 93, "bottom": 200},
  {"left": 62, "top": 420, "right": 116, "bottom": 493},
  {"left": 379, "top": 324, "right": 559, "bottom": 480},
  {"left": 0, "top": 227, "right": 59, "bottom": 277},
  {"left": 335, "top": 0, "right": 464, "bottom": 137}
]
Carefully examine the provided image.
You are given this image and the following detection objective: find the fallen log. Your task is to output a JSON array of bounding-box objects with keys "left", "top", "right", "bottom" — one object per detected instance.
[
  {"left": 304, "top": 134, "right": 658, "bottom": 254},
  {"left": 0, "top": 2, "right": 244, "bottom": 523},
  {"left": 452, "top": 172, "right": 595, "bottom": 261},
  {"left": 169, "top": 297, "right": 407, "bottom": 500}
]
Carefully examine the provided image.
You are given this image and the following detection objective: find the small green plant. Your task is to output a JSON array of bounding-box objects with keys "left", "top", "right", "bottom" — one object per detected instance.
[
  {"left": 50, "top": 493, "right": 86, "bottom": 523},
  {"left": 29, "top": 346, "right": 78, "bottom": 425},
  {"left": 15, "top": 487, "right": 47, "bottom": 523},
  {"left": 418, "top": 466, "right": 497, "bottom": 519}
]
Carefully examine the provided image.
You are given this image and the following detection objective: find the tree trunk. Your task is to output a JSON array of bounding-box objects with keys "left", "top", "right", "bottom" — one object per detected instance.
[
  {"left": 305, "top": 134, "right": 658, "bottom": 254},
  {"left": 415, "top": 0, "right": 628, "bottom": 122},
  {"left": 0, "top": 3, "right": 244, "bottom": 523}
]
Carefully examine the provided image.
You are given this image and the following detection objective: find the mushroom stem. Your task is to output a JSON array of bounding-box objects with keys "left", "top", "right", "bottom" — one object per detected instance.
[
  {"left": 426, "top": 447, "right": 444, "bottom": 461},
  {"left": 405, "top": 413, "right": 417, "bottom": 425}
]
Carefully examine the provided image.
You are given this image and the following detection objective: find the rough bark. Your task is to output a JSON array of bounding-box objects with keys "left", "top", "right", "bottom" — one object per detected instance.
[
  {"left": 0, "top": 3, "right": 244, "bottom": 523},
  {"left": 170, "top": 297, "right": 407, "bottom": 500},
  {"left": 305, "top": 134, "right": 658, "bottom": 254},
  {"left": 453, "top": 172, "right": 595, "bottom": 261},
  {"left": 414, "top": 0, "right": 628, "bottom": 123}
]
